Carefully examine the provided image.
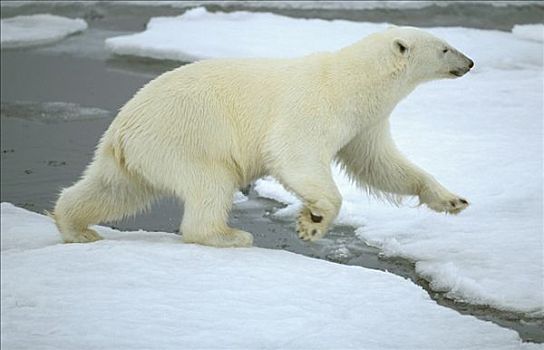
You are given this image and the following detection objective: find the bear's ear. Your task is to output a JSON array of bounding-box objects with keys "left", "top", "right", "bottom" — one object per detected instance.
[{"left": 393, "top": 38, "right": 409, "bottom": 56}]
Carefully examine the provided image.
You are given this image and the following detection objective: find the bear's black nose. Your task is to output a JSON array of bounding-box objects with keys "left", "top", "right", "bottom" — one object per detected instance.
[{"left": 468, "top": 59, "right": 474, "bottom": 69}]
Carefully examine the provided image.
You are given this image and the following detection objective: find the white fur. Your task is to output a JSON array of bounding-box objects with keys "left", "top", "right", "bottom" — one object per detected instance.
[{"left": 53, "top": 26, "right": 473, "bottom": 247}]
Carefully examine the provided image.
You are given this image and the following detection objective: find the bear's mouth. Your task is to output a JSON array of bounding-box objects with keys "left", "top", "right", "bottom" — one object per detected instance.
[{"left": 449, "top": 70, "right": 464, "bottom": 77}]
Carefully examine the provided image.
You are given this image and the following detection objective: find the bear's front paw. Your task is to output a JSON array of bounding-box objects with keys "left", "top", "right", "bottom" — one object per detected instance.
[
  {"left": 296, "top": 207, "right": 329, "bottom": 241},
  {"left": 424, "top": 194, "right": 469, "bottom": 215}
]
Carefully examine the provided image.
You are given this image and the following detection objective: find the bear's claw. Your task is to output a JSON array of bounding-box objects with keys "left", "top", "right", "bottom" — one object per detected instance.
[{"left": 426, "top": 195, "right": 469, "bottom": 215}]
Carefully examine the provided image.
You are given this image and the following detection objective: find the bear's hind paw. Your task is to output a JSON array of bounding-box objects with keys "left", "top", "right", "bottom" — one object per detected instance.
[
  {"left": 183, "top": 228, "right": 253, "bottom": 248},
  {"left": 62, "top": 228, "right": 103, "bottom": 243}
]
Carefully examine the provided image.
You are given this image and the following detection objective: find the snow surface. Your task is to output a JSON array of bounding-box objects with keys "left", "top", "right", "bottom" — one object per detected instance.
[
  {"left": 0, "top": 14, "right": 87, "bottom": 49},
  {"left": 1, "top": 203, "right": 538, "bottom": 349},
  {"left": 512, "top": 24, "right": 544, "bottom": 43},
  {"left": 105, "top": 7, "right": 543, "bottom": 70},
  {"left": 104, "top": 7, "right": 544, "bottom": 316}
]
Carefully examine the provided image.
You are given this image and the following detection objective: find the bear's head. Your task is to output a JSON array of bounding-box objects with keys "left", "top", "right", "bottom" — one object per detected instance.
[{"left": 385, "top": 26, "right": 474, "bottom": 83}]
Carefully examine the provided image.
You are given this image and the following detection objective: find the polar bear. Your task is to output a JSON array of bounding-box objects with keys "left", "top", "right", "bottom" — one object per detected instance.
[{"left": 53, "top": 26, "right": 473, "bottom": 247}]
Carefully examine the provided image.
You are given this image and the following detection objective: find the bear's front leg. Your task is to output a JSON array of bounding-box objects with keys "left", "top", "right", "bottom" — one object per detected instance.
[
  {"left": 337, "top": 121, "right": 469, "bottom": 215},
  {"left": 275, "top": 164, "right": 342, "bottom": 242}
]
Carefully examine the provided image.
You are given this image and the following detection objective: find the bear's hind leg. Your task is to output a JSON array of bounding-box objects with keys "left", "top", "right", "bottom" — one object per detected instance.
[
  {"left": 53, "top": 155, "right": 156, "bottom": 243},
  {"left": 180, "top": 167, "right": 253, "bottom": 248}
]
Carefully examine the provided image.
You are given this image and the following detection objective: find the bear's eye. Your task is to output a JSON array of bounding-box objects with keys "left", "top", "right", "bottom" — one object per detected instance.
[{"left": 442, "top": 48, "right": 448, "bottom": 53}]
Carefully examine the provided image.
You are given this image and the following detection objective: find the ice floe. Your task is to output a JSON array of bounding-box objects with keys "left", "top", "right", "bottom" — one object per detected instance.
[
  {"left": 0, "top": 203, "right": 536, "bottom": 349},
  {"left": 1, "top": 14, "right": 87, "bottom": 49}
]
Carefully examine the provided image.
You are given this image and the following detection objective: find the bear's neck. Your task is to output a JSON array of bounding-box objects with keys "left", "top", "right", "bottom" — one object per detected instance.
[{"left": 333, "top": 42, "right": 419, "bottom": 125}]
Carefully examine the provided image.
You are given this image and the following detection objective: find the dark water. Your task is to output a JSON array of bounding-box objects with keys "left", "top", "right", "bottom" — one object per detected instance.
[{"left": 1, "top": 1, "right": 543, "bottom": 343}]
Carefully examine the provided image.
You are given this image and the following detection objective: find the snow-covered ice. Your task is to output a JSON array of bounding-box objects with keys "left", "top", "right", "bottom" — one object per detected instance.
[
  {"left": 512, "top": 24, "right": 544, "bottom": 43},
  {"left": 105, "top": 7, "right": 542, "bottom": 70},
  {"left": 0, "top": 14, "right": 87, "bottom": 49},
  {"left": 103, "top": 8, "right": 544, "bottom": 316},
  {"left": 105, "top": 7, "right": 383, "bottom": 62},
  {"left": 1, "top": 203, "right": 538, "bottom": 349}
]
